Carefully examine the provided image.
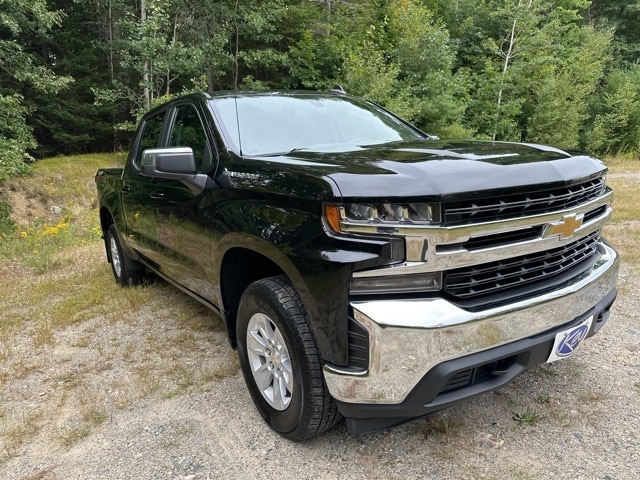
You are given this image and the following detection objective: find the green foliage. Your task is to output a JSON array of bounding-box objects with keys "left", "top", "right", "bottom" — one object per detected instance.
[
  {"left": 591, "top": 0, "right": 640, "bottom": 68},
  {"left": 513, "top": 409, "right": 541, "bottom": 425},
  {"left": 458, "top": 0, "right": 611, "bottom": 145},
  {"left": 335, "top": 0, "right": 464, "bottom": 134},
  {"left": 0, "top": 94, "right": 36, "bottom": 181},
  {"left": 525, "top": 22, "right": 612, "bottom": 148},
  {"left": 2, "top": 0, "right": 640, "bottom": 159},
  {"left": 587, "top": 68, "right": 640, "bottom": 155},
  {"left": 0, "top": 200, "right": 16, "bottom": 239},
  {"left": 0, "top": 153, "right": 117, "bottom": 273},
  {"left": 0, "top": 0, "right": 72, "bottom": 179}
]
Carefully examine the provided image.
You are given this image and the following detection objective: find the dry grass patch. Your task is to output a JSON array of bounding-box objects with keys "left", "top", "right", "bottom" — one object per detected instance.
[
  {"left": 421, "top": 410, "right": 466, "bottom": 442},
  {"left": 605, "top": 156, "right": 640, "bottom": 265},
  {"left": 1, "top": 410, "right": 45, "bottom": 461}
]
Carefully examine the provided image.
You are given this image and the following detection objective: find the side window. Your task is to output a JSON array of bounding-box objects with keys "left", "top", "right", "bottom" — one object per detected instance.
[
  {"left": 135, "top": 112, "right": 165, "bottom": 167},
  {"left": 168, "top": 105, "right": 209, "bottom": 170}
]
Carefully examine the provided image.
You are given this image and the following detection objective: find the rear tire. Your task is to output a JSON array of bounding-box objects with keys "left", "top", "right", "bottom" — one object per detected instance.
[
  {"left": 236, "top": 276, "right": 341, "bottom": 441},
  {"left": 106, "top": 224, "right": 146, "bottom": 286}
]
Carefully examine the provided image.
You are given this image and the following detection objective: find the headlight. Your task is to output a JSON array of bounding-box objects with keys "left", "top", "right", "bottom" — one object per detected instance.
[{"left": 324, "top": 202, "right": 440, "bottom": 234}]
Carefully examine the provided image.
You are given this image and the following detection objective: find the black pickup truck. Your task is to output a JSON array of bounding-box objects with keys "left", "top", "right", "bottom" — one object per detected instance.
[{"left": 96, "top": 90, "right": 619, "bottom": 440}]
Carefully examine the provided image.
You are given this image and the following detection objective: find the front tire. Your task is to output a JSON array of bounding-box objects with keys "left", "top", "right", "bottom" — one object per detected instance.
[
  {"left": 236, "top": 276, "right": 341, "bottom": 441},
  {"left": 106, "top": 224, "right": 146, "bottom": 286}
]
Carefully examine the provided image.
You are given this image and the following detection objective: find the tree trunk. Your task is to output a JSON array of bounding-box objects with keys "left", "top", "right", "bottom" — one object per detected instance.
[
  {"left": 493, "top": 0, "right": 533, "bottom": 141},
  {"left": 141, "top": 0, "right": 151, "bottom": 109}
]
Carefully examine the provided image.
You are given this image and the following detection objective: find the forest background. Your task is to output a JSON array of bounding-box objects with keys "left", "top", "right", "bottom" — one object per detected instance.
[{"left": 2, "top": 0, "right": 640, "bottom": 184}]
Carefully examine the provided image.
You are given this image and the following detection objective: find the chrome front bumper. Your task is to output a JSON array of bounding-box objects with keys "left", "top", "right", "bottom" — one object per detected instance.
[{"left": 323, "top": 242, "right": 619, "bottom": 405}]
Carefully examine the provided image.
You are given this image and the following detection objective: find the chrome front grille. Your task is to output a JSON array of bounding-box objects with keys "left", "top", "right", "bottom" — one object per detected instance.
[
  {"left": 443, "top": 231, "right": 601, "bottom": 310},
  {"left": 442, "top": 177, "right": 605, "bottom": 226}
]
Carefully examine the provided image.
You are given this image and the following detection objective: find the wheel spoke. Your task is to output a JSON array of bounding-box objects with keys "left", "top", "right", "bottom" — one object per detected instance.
[
  {"left": 247, "top": 329, "right": 267, "bottom": 356},
  {"left": 110, "top": 237, "right": 121, "bottom": 277},
  {"left": 253, "top": 362, "right": 274, "bottom": 392},
  {"left": 273, "top": 373, "right": 290, "bottom": 410},
  {"left": 257, "top": 316, "right": 275, "bottom": 345},
  {"left": 274, "top": 328, "right": 286, "bottom": 351},
  {"left": 280, "top": 352, "right": 293, "bottom": 392}
]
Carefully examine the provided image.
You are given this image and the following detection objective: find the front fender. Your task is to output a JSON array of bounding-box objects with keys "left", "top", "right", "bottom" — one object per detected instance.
[{"left": 214, "top": 230, "right": 354, "bottom": 366}]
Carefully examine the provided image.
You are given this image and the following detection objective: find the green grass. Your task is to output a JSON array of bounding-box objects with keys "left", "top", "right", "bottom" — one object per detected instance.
[
  {"left": 28, "top": 153, "right": 124, "bottom": 204},
  {"left": 536, "top": 394, "right": 551, "bottom": 405},
  {"left": 0, "top": 153, "right": 123, "bottom": 273},
  {"left": 513, "top": 409, "right": 542, "bottom": 425}
]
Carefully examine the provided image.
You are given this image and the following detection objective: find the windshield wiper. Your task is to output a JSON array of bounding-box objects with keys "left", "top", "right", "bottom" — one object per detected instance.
[{"left": 254, "top": 147, "right": 308, "bottom": 157}]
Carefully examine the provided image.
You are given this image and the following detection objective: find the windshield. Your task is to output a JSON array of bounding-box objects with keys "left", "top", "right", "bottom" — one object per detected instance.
[{"left": 209, "top": 94, "right": 424, "bottom": 156}]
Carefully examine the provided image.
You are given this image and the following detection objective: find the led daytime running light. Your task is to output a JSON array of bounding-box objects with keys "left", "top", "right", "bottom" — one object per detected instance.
[{"left": 344, "top": 202, "right": 439, "bottom": 224}]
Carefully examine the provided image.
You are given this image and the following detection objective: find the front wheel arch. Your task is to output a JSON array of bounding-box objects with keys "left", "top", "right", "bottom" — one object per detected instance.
[{"left": 219, "top": 247, "right": 286, "bottom": 348}]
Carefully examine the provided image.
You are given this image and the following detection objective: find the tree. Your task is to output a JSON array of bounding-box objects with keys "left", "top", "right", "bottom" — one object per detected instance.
[
  {"left": 0, "top": 0, "right": 71, "bottom": 180},
  {"left": 331, "top": 0, "right": 465, "bottom": 136},
  {"left": 590, "top": 0, "right": 640, "bottom": 68},
  {"left": 2, "top": 0, "right": 634, "bottom": 159},
  {"left": 526, "top": 23, "right": 612, "bottom": 148},
  {"left": 587, "top": 67, "right": 640, "bottom": 154},
  {"left": 448, "top": 0, "right": 611, "bottom": 147},
  {"left": 95, "top": 0, "right": 209, "bottom": 129}
]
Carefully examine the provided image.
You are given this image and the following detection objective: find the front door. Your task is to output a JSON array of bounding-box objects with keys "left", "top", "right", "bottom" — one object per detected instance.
[{"left": 148, "top": 103, "right": 217, "bottom": 302}]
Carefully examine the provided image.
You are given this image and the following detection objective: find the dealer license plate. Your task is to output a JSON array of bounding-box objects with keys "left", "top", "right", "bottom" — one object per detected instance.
[{"left": 546, "top": 316, "right": 593, "bottom": 363}]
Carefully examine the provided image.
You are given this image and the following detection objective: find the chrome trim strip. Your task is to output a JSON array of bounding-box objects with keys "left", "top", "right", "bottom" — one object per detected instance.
[
  {"left": 353, "top": 193, "right": 612, "bottom": 277},
  {"left": 324, "top": 242, "right": 619, "bottom": 404},
  {"left": 340, "top": 188, "right": 612, "bottom": 239}
]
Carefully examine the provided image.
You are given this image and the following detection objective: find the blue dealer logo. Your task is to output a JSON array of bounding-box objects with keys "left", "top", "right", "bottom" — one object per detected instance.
[{"left": 556, "top": 324, "right": 590, "bottom": 357}]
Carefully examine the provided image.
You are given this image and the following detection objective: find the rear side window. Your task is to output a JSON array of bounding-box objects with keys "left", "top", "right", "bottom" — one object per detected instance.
[{"left": 134, "top": 112, "right": 166, "bottom": 167}]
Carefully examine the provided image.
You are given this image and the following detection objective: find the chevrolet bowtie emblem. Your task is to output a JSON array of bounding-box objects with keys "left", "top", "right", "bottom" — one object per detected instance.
[{"left": 546, "top": 213, "right": 584, "bottom": 240}]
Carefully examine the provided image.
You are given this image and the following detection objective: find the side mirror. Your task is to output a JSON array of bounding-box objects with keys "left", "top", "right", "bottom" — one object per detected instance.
[{"left": 140, "top": 147, "right": 208, "bottom": 195}]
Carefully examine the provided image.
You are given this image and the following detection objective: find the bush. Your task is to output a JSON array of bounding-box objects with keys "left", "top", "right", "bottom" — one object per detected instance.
[{"left": 0, "top": 200, "right": 16, "bottom": 239}]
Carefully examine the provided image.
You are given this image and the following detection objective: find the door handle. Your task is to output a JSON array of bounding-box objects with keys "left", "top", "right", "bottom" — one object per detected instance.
[{"left": 150, "top": 191, "right": 165, "bottom": 200}]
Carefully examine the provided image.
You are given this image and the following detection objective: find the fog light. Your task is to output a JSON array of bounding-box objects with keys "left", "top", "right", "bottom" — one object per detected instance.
[{"left": 350, "top": 272, "right": 442, "bottom": 295}]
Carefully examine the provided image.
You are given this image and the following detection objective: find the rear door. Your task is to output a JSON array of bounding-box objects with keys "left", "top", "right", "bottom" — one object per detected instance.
[{"left": 121, "top": 110, "right": 167, "bottom": 267}]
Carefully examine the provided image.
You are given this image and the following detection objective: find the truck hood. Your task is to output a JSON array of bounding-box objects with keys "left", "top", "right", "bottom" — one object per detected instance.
[{"left": 248, "top": 140, "right": 607, "bottom": 200}]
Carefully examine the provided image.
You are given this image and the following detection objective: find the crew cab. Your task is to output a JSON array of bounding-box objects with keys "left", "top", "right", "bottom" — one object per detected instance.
[{"left": 96, "top": 90, "right": 619, "bottom": 440}]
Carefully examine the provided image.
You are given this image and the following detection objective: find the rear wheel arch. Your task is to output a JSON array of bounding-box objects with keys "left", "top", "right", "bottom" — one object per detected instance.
[
  {"left": 106, "top": 224, "right": 146, "bottom": 286},
  {"left": 99, "top": 207, "right": 114, "bottom": 237}
]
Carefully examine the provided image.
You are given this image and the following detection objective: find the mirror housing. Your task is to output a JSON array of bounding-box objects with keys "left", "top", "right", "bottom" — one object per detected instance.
[{"left": 140, "top": 147, "right": 208, "bottom": 195}]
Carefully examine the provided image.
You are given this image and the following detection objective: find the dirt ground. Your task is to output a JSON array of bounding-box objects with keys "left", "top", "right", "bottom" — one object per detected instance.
[{"left": 1, "top": 250, "right": 638, "bottom": 480}]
